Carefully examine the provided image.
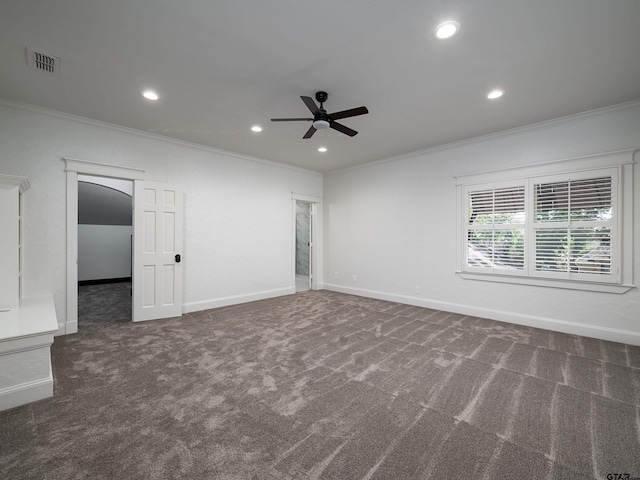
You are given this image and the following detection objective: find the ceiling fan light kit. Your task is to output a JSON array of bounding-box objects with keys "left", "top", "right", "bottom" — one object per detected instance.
[
  {"left": 271, "top": 91, "right": 369, "bottom": 139},
  {"left": 434, "top": 20, "right": 460, "bottom": 39}
]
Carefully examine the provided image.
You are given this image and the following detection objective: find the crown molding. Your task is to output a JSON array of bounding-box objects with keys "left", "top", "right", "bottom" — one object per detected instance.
[
  {"left": 3, "top": 96, "right": 639, "bottom": 179},
  {"left": 326, "top": 98, "right": 640, "bottom": 176},
  {"left": 0, "top": 98, "right": 323, "bottom": 178}
]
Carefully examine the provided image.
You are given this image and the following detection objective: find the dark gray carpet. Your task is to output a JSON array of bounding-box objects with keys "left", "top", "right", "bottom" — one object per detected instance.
[
  {"left": 1, "top": 289, "right": 640, "bottom": 479},
  {"left": 78, "top": 281, "right": 132, "bottom": 329}
]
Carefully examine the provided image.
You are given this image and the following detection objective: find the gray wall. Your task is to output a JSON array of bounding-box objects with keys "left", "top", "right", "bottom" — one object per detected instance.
[
  {"left": 78, "top": 225, "right": 132, "bottom": 281},
  {"left": 78, "top": 178, "right": 133, "bottom": 281}
]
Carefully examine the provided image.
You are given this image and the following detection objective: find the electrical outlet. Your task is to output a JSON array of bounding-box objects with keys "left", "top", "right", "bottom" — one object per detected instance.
[
  {"left": 334, "top": 272, "right": 340, "bottom": 279},
  {"left": 415, "top": 286, "right": 421, "bottom": 295},
  {"left": 352, "top": 274, "right": 357, "bottom": 282}
]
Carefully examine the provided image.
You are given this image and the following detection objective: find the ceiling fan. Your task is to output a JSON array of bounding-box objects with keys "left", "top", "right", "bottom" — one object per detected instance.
[{"left": 271, "top": 91, "right": 369, "bottom": 139}]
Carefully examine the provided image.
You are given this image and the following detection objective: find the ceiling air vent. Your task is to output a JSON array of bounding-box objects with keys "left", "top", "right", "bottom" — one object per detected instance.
[{"left": 26, "top": 47, "right": 60, "bottom": 75}]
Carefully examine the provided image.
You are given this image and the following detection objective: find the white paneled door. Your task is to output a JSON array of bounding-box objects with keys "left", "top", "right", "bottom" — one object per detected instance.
[{"left": 133, "top": 181, "right": 183, "bottom": 322}]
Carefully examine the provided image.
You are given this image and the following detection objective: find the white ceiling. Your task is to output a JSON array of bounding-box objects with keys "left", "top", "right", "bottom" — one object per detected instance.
[{"left": 1, "top": 0, "right": 639, "bottom": 173}]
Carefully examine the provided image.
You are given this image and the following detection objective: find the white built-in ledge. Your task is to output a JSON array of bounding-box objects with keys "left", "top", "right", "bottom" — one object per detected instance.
[{"left": 0, "top": 295, "right": 58, "bottom": 412}]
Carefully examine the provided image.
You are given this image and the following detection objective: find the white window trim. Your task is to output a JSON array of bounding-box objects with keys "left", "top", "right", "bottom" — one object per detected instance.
[{"left": 455, "top": 149, "right": 636, "bottom": 294}]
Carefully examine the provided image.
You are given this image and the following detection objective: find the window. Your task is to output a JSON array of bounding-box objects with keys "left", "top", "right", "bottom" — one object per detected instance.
[
  {"left": 456, "top": 150, "right": 635, "bottom": 292},
  {"left": 466, "top": 182, "right": 526, "bottom": 273},
  {"left": 532, "top": 172, "right": 614, "bottom": 280}
]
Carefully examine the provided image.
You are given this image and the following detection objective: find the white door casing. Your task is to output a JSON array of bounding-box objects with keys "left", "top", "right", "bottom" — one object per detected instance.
[
  {"left": 133, "top": 181, "right": 183, "bottom": 322},
  {"left": 65, "top": 158, "right": 145, "bottom": 335},
  {"left": 308, "top": 203, "right": 314, "bottom": 287}
]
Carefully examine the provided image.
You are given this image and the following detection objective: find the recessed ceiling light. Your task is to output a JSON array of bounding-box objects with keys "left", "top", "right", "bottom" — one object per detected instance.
[
  {"left": 251, "top": 125, "right": 263, "bottom": 132},
  {"left": 318, "top": 147, "right": 327, "bottom": 153},
  {"left": 434, "top": 21, "right": 460, "bottom": 40},
  {"left": 487, "top": 89, "right": 505, "bottom": 99},
  {"left": 142, "top": 90, "right": 159, "bottom": 100}
]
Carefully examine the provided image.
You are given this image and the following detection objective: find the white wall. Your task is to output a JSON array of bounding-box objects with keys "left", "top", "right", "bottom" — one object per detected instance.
[
  {"left": 78, "top": 225, "right": 132, "bottom": 281},
  {"left": 323, "top": 101, "right": 640, "bottom": 345},
  {"left": 0, "top": 101, "right": 322, "bottom": 332}
]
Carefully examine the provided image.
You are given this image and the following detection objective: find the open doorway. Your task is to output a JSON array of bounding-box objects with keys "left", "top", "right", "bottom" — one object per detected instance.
[
  {"left": 295, "top": 200, "right": 312, "bottom": 292},
  {"left": 65, "top": 158, "right": 184, "bottom": 334},
  {"left": 291, "top": 193, "right": 321, "bottom": 294},
  {"left": 77, "top": 175, "right": 133, "bottom": 329}
]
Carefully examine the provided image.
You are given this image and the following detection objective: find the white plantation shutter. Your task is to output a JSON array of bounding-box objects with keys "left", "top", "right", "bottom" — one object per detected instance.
[
  {"left": 457, "top": 151, "right": 632, "bottom": 290},
  {"left": 465, "top": 183, "right": 526, "bottom": 274},
  {"left": 532, "top": 170, "right": 617, "bottom": 282},
  {"left": 461, "top": 166, "right": 621, "bottom": 284}
]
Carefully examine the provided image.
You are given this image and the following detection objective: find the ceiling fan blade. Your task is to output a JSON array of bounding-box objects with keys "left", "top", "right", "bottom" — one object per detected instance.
[
  {"left": 271, "top": 118, "right": 313, "bottom": 122},
  {"left": 329, "top": 106, "right": 369, "bottom": 121},
  {"left": 330, "top": 121, "right": 358, "bottom": 137},
  {"left": 301, "top": 96, "right": 319, "bottom": 114},
  {"left": 303, "top": 125, "right": 317, "bottom": 139}
]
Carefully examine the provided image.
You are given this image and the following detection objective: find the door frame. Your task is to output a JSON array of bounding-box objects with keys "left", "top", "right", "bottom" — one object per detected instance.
[
  {"left": 291, "top": 193, "right": 322, "bottom": 291},
  {"left": 65, "top": 158, "right": 145, "bottom": 334}
]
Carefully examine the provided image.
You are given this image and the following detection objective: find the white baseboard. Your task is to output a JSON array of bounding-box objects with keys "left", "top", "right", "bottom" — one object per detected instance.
[
  {"left": 62, "top": 288, "right": 296, "bottom": 334},
  {"left": 323, "top": 283, "right": 640, "bottom": 346},
  {"left": 182, "top": 286, "right": 296, "bottom": 314},
  {"left": 0, "top": 376, "right": 53, "bottom": 412}
]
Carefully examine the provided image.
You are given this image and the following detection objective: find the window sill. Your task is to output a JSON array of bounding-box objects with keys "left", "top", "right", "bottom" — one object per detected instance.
[{"left": 456, "top": 271, "right": 635, "bottom": 294}]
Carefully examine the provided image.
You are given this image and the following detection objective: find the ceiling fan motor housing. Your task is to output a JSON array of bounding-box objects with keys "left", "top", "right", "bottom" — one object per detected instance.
[
  {"left": 315, "top": 91, "right": 328, "bottom": 103},
  {"left": 315, "top": 109, "right": 330, "bottom": 122},
  {"left": 314, "top": 92, "right": 330, "bottom": 125}
]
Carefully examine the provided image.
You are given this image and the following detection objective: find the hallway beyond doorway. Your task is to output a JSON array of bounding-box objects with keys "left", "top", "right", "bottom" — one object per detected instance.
[
  {"left": 78, "top": 281, "right": 131, "bottom": 330},
  {"left": 295, "top": 274, "right": 310, "bottom": 292}
]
